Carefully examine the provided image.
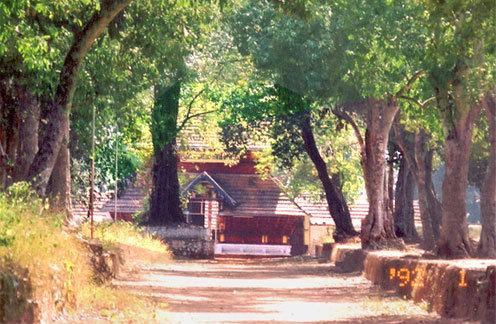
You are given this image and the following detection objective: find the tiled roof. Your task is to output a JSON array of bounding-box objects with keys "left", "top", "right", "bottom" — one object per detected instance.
[
  {"left": 101, "top": 186, "right": 148, "bottom": 214},
  {"left": 294, "top": 196, "right": 422, "bottom": 226},
  {"left": 71, "top": 192, "right": 112, "bottom": 223},
  {"left": 204, "top": 174, "right": 307, "bottom": 218},
  {"left": 90, "top": 173, "right": 307, "bottom": 219},
  {"left": 76, "top": 172, "right": 422, "bottom": 228}
]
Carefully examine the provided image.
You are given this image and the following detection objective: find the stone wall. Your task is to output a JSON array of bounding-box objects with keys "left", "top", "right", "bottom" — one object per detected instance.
[
  {"left": 363, "top": 251, "right": 495, "bottom": 322},
  {"left": 329, "top": 243, "right": 496, "bottom": 323},
  {"left": 309, "top": 225, "right": 334, "bottom": 257},
  {"left": 146, "top": 226, "right": 214, "bottom": 259}
]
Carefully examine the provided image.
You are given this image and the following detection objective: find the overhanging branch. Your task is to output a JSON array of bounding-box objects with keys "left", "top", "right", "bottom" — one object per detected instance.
[
  {"left": 398, "top": 95, "right": 436, "bottom": 109},
  {"left": 395, "top": 70, "right": 426, "bottom": 98},
  {"left": 331, "top": 108, "right": 365, "bottom": 155}
]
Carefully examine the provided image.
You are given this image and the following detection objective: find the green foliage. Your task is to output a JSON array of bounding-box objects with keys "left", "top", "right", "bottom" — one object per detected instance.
[
  {"left": 0, "top": 0, "right": 99, "bottom": 93},
  {"left": 152, "top": 82, "right": 182, "bottom": 152},
  {"left": 219, "top": 82, "right": 364, "bottom": 201},
  {"left": 69, "top": 0, "right": 220, "bottom": 197},
  {"left": 0, "top": 183, "right": 169, "bottom": 321},
  {"left": 422, "top": 0, "right": 495, "bottom": 125},
  {"left": 228, "top": 0, "right": 426, "bottom": 102}
]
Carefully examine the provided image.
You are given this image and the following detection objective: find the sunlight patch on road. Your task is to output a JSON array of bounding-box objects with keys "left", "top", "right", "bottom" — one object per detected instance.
[
  {"left": 117, "top": 273, "right": 369, "bottom": 290},
  {"left": 157, "top": 300, "right": 378, "bottom": 323}
]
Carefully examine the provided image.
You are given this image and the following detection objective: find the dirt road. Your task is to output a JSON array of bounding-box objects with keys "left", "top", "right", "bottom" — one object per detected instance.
[{"left": 114, "top": 258, "right": 472, "bottom": 323}]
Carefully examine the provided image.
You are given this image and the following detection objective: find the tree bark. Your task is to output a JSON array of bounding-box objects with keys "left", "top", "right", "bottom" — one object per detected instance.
[
  {"left": 393, "top": 121, "right": 441, "bottom": 250},
  {"left": 393, "top": 156, "right": 418, "bottom": 240},
  {"left": 299, "top": 112, "right": 357, "bottom": 240},
  {"left": 148, "top": 82, "right": 185, "bottom": 225},
  {"left": 360, "top": 99, "right": 400, "bottom": 248},
  {"left": 47, "top": 138, "right": 72, "bottom": 211},
  {"left": 419, "top": 145, "right": 442, "bottom": 239},
  {"left": 437, "top": 107, "right": 480, "bottom": 258},
  {"left": 414, "top": 131, "right": 441, "bottom": 249},
  {"left": 478, "top": 92, "right": 496, "bottom": 258},
  {"left": 25, "top": 0, "right": 133, "bottom": 196},
  {"left": 12, "top": 84, "right": 40, "bottom": 182},
  {"left": 0, "top": 80, "right": 7, "bottom": 188}
]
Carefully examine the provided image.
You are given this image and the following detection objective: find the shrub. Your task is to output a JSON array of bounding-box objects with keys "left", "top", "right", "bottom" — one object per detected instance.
[
  {"left": 81, "top": 221, "right": 171, "bottom": 256},
  {"left": 0, "top": 182, "right": 90, "bottom": 322},
  {"left": 0, "top": 182, "right": 168, "bottom": 321}
]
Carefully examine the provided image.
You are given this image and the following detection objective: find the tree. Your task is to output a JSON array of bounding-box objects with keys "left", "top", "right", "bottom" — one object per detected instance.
[
  {"left": 274, "top": 86, "right": 359, "bottom": 239},
  {"left": 0, "top": 0, "right": 133, "bottom": 209},
  {"left": 149, "top": 82, "right": 185, "bottom": 225},
  {"left": 393, "top": 121, "right": 442, "bottom": 250},
  {"left": 25, "top": 0, "right": 133, "bottom": 199},
  {"left": 390, "top": 141, "right": 419, "bottom": 241},
  {"left": 219, "top": 82, "right": 359, "bottom": 240},
  {"left": 478, "top": 91, "right": 496, "bottom": 257},
  {"left": 326, "top": 0, "right": 427, "bottom": 248},
  {"left": 422, "top": 0, "right": 495, "bottom": 257},
  {"left": 124, "top": 0, "right": 219, "bottom": 225}
]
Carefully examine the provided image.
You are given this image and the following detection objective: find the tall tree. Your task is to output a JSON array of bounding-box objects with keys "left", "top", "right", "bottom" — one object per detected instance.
[
  {"left": 25, "top": 0, "right": 133, "bottom": 198},
  {"left": 229, "top": 0, "right": 428, "bottom": 248},
  {"left": 393, "top": 119, "right": 442, "bottom": 250},
  {"left": 478, "top": 91, "right": 496, "bottom": 257},
  {"left": 0, "top": 0, "right": 133, "bottom": 209},
  {"left": 219, "top": 83, "right": 359, "bottom": 240},
  {"left": 275, "top": 86, "right": 358, "bottom": 239},
  {"left": 391, "top": 144, "right": 418, "bottom": 241},
  {"left": 422, "top": 0, "right": 495, "bottom": 257},
  {"left": 149, "top": 82, "right": 185, "bottom": 225}
]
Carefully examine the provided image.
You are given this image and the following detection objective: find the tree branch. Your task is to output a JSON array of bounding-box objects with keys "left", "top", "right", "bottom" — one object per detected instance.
[
  {"left": 26, "top": 0, "right": 133, "bottom": 191},
  {"left": 395, "top": 70, "right": 426, "bottom": 98},
  {"left": 392, "top": 118, "right": 418, "bottom": 177},
  {"left": 176, "top": 86, "right": 210, "bottom": 133},
  {"left": 177, "top": 109, "right": 217, "bottom": 133},
  {"left": 331, "top": 108, "right": 365, "bottom": 156},
  {"left": 397, "top": 95, "right": 436, "bottom": 109}
]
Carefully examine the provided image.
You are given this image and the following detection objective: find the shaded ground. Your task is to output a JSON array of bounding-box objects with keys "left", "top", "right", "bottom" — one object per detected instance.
[{"left": 113, "top": 258, "right": 475, "bottom": 323}]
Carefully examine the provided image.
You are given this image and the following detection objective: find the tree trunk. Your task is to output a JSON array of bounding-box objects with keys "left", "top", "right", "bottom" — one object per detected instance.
[
  {"left": 393, "top": 121, "right": 441, "bottom": 250},
  {"left": 393, "top": 157, "right": 418, "bottom": 240},
  {"left": 361, "top": 99, "right": 400, "bottom": 248},
  {"left": 148, "top": 82, "right": 185, "bottom": 225},
  {"left": 12, "top": 85, "right": 40, "bottom": 182},
  {"left": 421, "top": 148, "right": 442, "bottom": 239},
  {"left": 25, "top": 0, "right": 132, "bottom": 196},
  {"left": 0, "top": 79, "right": 20, "bottom": 187},
  {"left": 478, "top": 93, "right": 496, "bottom": 258},
  {"left": 437, "top": 110, "right": 479, "bottom": 258},
  {"left": 414, "top": 131, "right": 441, "bottom": 250},
  {"left": 299, "top": 112, "right": 357, "bottom": 240},
  {"left": 47, "top": 138, "right": 72, "bottom": 212},
  {"left": 0, "top": 81, "right": 7, "bottom": 188}
]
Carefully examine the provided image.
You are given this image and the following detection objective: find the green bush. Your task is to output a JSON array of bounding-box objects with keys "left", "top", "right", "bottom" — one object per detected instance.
[{"left": 0, "top": 182, "right": 168, "bottom": 321}]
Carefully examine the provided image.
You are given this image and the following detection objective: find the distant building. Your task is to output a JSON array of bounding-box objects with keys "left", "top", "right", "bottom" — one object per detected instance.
[{"left": 77, "top": 151, "right": 420, "bottom": 257}]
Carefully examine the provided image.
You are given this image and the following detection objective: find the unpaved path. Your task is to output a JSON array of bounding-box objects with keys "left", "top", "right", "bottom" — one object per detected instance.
[{"left": 114, "top": 258, "right": 473, "bottom": 323}]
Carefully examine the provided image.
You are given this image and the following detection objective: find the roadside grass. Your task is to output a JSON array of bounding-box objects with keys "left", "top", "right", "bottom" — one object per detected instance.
[
  {"left": 361, "top": 294, "right": 431, "bottom": 316},
  {"left": 81, "top": 220, "right": 171, "bottom": 256},
  {"left": 0, "top": 182, "right": 90, "bottom": 321},
  {"left": 0, "top": 182, "right": 169, "bottom": 322},
  {"left": 77, "top": 284, "right": 167, "bottom": 322}
]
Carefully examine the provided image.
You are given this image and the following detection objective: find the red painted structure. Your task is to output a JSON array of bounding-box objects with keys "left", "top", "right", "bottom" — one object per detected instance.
[{"left": 180, "top": 153, "right": 308, "bottom": 255}]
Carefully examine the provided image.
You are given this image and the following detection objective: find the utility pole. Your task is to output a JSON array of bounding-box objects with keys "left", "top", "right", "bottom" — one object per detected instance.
[
  {"left": 114, "top": 125, "right": 118, "bottom": 220},
  {"left": 89, "top": 104, "right": 96, "bottom": 239}
]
